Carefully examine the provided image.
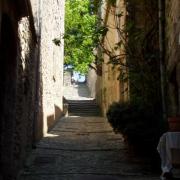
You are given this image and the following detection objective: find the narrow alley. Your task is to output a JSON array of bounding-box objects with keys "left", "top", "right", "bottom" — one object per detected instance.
[
  {"left": 1, "top": 1, "right": 180, "bottom": 180},
  {"left": 18, "top": 84, "right": 159, "bottom": 180}
]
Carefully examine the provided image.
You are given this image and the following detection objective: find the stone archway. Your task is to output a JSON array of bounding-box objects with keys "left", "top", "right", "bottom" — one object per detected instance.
[{"left": 0, "top": 13, "right": 18, "bottom": 179}]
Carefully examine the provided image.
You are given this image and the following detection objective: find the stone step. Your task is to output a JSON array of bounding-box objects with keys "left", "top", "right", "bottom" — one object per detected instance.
[
  {"left": 68, "top": 102, "right": 98, "bottom": 106},
  {"left": 68, "top": 113, "right": 100, "bottom": 116},
  {"left": 67, "top": 100, "right": 101, "bottom": 117},
  {"left": 69, "top": 106, "right": 99, "bottom": 110}
]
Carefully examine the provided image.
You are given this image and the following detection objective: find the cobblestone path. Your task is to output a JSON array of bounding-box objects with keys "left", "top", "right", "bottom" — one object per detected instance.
[
  {"left": 18, "top": 84, "right": 160, "bottom": 179},
  {"left": 18, "top": 116, "right": 159, "bottom": 180}
]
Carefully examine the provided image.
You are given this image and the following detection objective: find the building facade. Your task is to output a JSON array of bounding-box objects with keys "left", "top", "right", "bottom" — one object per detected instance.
[
  {"left": 92, "top": 0, "right": 161, "bottom": 116},
  {"left": 90, "top": 0, "right": 128, "bottom": 116},
  {"left": 0, "top": 0, "right": 65, "bottom": 179},
  {"left": 93, "top": 0, "right": 180, "bottom": 119},
  {"left": 165, "top": 0, "right": 180, "bottom": 117}
]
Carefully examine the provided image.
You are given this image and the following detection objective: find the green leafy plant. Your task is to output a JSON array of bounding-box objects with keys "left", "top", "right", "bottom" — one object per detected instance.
[
  {"left": 106, "top": 102, "right": 167, "bottom": 155},
  {"left": 53, "top": 0, "right": 99, "bottom": 74},
  {"left": 106, "top": 102, "right": 131, "bottom": 133},
  {"left": 64, "top": 0, "right": 97, "bottom": 74}
]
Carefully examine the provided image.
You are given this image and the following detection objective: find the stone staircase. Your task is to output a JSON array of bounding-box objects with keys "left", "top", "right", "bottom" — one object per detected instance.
[{"left": 67, "top": 100, "right": 101, "bottom": 116}]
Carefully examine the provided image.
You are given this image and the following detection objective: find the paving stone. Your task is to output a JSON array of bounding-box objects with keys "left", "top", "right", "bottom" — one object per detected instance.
[
  {"left": 18, "top": 116, "right": 160, "bottom": 180},
  {"left": 19, "top": 174, "right": 159, "bottom": 180}
]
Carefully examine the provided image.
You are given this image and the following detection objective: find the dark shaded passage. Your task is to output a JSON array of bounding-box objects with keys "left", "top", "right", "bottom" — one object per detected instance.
[{"left": 0, "top": 14, "right": 18, "bottom": 179}]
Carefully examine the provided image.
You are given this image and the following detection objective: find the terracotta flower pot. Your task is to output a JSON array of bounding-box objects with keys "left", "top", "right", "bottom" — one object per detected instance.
[{"left": 168, "top": 117, "right": 180, "bottom": 132}]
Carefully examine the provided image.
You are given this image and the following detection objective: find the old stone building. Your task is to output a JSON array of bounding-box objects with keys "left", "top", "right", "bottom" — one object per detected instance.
[
  {"left": 87, "top": 0, "right": 128, "bottom": 116},
  {"left": 31, "top": 0, "right": 65, "bottom": 136},
  {"left": 165, "top": 0, "right": 180, "bottom": 117},
  {"left": 91, "top": 0, "right": 180, "bottom": 119},
  {"left": 98, "top": 0, "right": 128, "bottom": 116},
  {"left": 0, "top": 0, "right": 64, "bottom": 179},
  {"left": 91, "top": 0, "right": 160, "bottom": 116}
]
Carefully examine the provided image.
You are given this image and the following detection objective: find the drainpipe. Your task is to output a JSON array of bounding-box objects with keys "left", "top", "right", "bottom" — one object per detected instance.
[{"left": 158, "top": 0, "right": 167, "bottom": 121}]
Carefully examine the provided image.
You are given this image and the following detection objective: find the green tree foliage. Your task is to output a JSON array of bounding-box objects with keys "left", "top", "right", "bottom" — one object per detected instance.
[{"left": 64, "top": 0, "right": 97, "bottom": 74}]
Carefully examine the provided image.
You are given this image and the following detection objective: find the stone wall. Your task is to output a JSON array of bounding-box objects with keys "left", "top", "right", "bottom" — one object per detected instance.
[
  {"left": 32, "top": 0, "right": 65, "bottom": 134},
  {"left": 166, "top": 0, "right": 180, "bottom": 116},
  {"left": 0, "top": 1, "right": 37, "bottom": 179},
  {"left": 15, "top": 16, "right": 37, "bottom": 177},
  {"left": 96, "top": 0, "right": 160, "bottom": 116},
  {"left": 96, "top": 0, "right": 127, "bottom": 116},
  {"left": 0, "top": 0, "right": 65, "bottom": 179}
]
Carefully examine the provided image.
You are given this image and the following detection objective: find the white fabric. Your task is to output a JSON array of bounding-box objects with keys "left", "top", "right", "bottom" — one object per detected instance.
[{"left": 157, "top": 132, "right": 180, "bottom": 173}]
